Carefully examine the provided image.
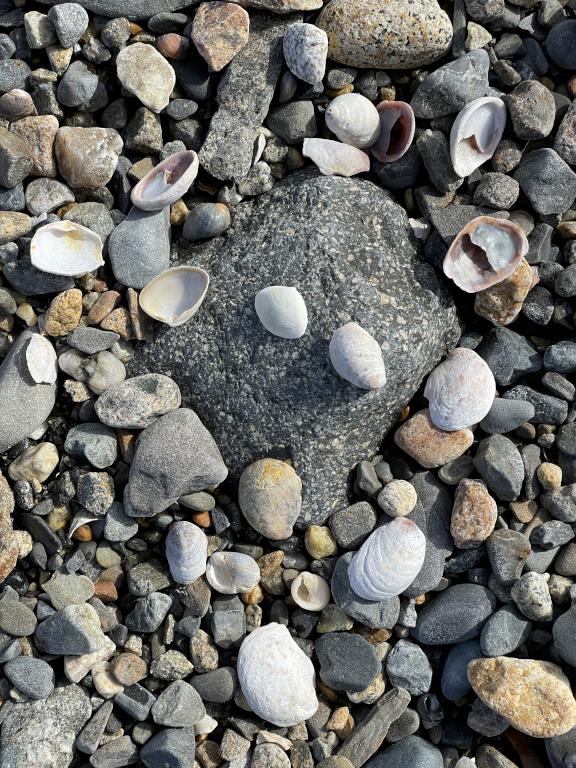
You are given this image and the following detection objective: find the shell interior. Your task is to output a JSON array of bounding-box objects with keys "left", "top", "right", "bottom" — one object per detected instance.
[
  {"left": 372, "top": 102, "right": 415, "bottom": 163},
  {"left": 291, "top": 572, "right": 330, "bottom": 611},
  {"left": 30, "top": 221, "right": 104, "bottom": 277},
  {"left": 131, "top": 150, "right": 199, "bottom": 210},
  {"left": 139, "top": 266, "right": 209, "bottom": 327},
  {"left": 450, "top": 97, "right": 506, "bottom": 178},
  {"left": 302, "top": 138, "right": 370, "bottom": 177}
]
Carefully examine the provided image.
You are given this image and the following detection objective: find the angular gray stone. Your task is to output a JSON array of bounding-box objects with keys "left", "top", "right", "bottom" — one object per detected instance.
[
  {"left": 151, "top": 680, "right": 206, "bottom": 727},
  {"left": 67, "top": 327, "right": 119, "bottom": 354},
  {"left": 108, "top": 205, "right": 170, "bottom": 289},
  {"left": 385, "top": 640, "right": 432, "bottom": 696},
  {"left": 35, "top": 603, "right": 107, "bottom": 655},
  {"left": 125, "top": 592, "right": 173, "bottom": 633},
  {"left": 38, "top": 0, "right": 196, "bottom": 20},
  {"left": 95, "top": 374, "right": 181, "bottom": 429},
  {"left": 140, "top": 726, "right": 196, "bottom": 768},
  {"left": 514, "top": 149, "right": 576, "bottom": 215},
  {"left": 474, "top": 435, "right": 524, "bottom": 501},
  {"left": 412, "top": 584, "right": 497, "bottom": 645},
  {"left": 64, "top": 423, "right": 118, "bottom": 469},
  {"left": 76, "top": 700, "right": 113, "bottom": 755},
  {"left": 129, "top": 172, "right": 459, "bottom": 523},
  {"left": 89, "top": 736, "right": 139, "bottom": 768},
  {"left": 364, "top": 736, "right": 443, "bottom": 768}
]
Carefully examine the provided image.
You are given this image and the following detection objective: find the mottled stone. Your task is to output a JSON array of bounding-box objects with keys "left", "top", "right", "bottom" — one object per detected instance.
[
  {"left": 54, "top": 127, "right": 123, "bottom": 189},
  {"left": 451, "top": 479, "right": 497, "bottom": 549},
  {"left": 192, "top": 2, "right": 250, "bottom": 72},
  {"left": 116, "top": 43, "right": 176, "bottom": 112},
  {"left": 394, "top": 409, "right": 474, "bottom": 469},
  {"left": 475, "top": 257, "right": 537, "bottom": 326},
  {"left": 10, "top": 115, "right": 58, "bottom": 177}
]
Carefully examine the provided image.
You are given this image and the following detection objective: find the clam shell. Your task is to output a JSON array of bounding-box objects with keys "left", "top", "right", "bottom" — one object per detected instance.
[
  {"left": 450, "top": 97, "right": 507, "bottom": 177},
  {"left": 131, "top": 150, "right": 199, "bottom": 211},
  {"left": 165, "top": 520, "right": 208, "bottom": 584},
  {"left": 205, "top": 552, "right": 260, "bottom": 595},
  {"left": 139, "top": 266, "right": 209, "bottom": 327},
  {"left": 348, "top": 517, "right": 426, "bottom": 601},
  {"left": 237, "top": 623, "right": 318, "bottom": 726},
  {"left": 255, "top": 286, "right": 308, "bottom": 339},
  {"left": 371, "top": 101, "right": 416, "bottom": 163},
  {"left": 325, "top": 93, "right": 381, "bottom": 149},
  {"left": 283, "top": 23, "right": 328, "bottom": 85},
  {"left": 424, "top": 347, "right": 496, "bottom": 432},
  {"left": 290, "top": 572, "right": 331, "bottom": 611},
  {"left": 329, "top": 322, "right": 386, "bottom": 390},
  {"left": 443, "top": 216, "right": 529, "bottom": 294},
  {"left": 302, "top": 138, "right": 370, "bottom": 177},
  {"left": 238, "top": 459, "right": 302, "bottom": 540},
  {"left": 30, "top": 220, "right": 104, "bottom": 277},
  {"left": 25, "top": 334, "right": 57, "bottom": 384}
]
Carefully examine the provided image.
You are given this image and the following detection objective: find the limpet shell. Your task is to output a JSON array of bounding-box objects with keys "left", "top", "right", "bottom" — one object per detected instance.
[
  {"left": 290, "top": 572, "right": 331, "bottom": 611},
  {"left": 30, "top": 220, "right": 104, "bottom": 277},
  {"left": 371, "top": 101, "right": 416, "bottom": 163},
  {"left": 325, "top": 93, "right": 381, "bottom": 149},
  {"left": 450, "top": 97, "right": 507, "bottom": 178},
  {"left": 283, "top": 23, "right": 328, "bottom": 85},
  {"left": 302, "top": 138, "right": 370, "bottom": 177},
  {"left": 424, "top": 347, "right": 496, "bottom": 432},
  {"left": 348, "top": 517, "right": 426, "bottom": 601},
  {"left": 165, "top": 520, "right": 208, "bottom": 584},
  {"left": 238, "top": 459, "right": 302, "bottom": 540},
  {"left": 25, "top": 334, "right": 57, "bottom": 384},
  {"left": 237, "top": 622, "right": 318, "bottom": 726},
  {"left": 205, "top": 551, "right": 260, "bottom": 595},
  {"left": 139, "top": 266, "right": 209, "bottom": 327},
  {"left": 329, "top": 322, "right": 386, "bottom": 390},
  {"left": 443, "top": 216, "right": 529, "bottom": 294},
  {"left": 255, "top": 286, "right": 308, "bottom": 339},
  {"left": 131, "top": 150, "right": 199, "bottom": 211}
]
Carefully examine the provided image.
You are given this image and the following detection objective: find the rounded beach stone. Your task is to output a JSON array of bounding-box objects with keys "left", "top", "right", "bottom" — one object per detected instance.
[
  {"left": 377, "top": 480, "right": 417, "bottom": 518},
  {"left": 394, "top": 409, "right": 474, "bottom": 469},
  {"left": 441, "top": 639, "right": 482, "bottom": 702},
  {"left": 480, "top": 605, "right": 531, "bottom": 656},
  {"left": 412, "top": 584, "right": 497, "bottom": 645},
  {"left": 95, "top": 374, "right": 181, "bottom": 429},
  {"left": 4, "top": 656, "right": 55, "bottom": 699},
  {"left": 55, "top": 127, "right": 123, "bottom": 189},
  {"left": 450, "top": 479, "right": 497, "bottom": 549},
  {"left": 239, "top": 459, "right": 302, "bottom": 540},
  {"left": 507, "top": 81, "right": 555, "bottom": 140},
  {"left": 365, "top": 736, "right": 443, "bottom": 768},
  {"left": 474, "top": 434, "right": 524, "bottom": 501},
  {"left": 385, "top": 639, "right": 432, "bottom": 695},
  {"left": 116, "top": 43, "right": 176, "bottom": 113}
]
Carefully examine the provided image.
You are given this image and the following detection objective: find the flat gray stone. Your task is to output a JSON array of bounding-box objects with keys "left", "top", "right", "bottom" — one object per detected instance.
[
  {"left": 108, "top": 205, "right": 170, "bottom": 289},
  {"left": 37, "top": 0, "right": 196, "bottom": 20},
  {"left": 412, "top": 584, "right": 497, "bottom": 645},
  {"left": 76, "top": 700, "right": 113, "bottom": 755}
]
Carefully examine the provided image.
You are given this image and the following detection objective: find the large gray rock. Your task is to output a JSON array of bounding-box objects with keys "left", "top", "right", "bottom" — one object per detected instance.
[
  {"left": 129, "top": 172, "right": 459, "bottom": 524},
  {"left": 37, "top": 0, "right": 195, "bottom": 19},
  {"left": 0, "top": 683, "right": 91, "bottom": 768}
]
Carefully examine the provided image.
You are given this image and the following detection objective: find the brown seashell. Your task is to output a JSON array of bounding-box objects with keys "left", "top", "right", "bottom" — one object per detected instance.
[{"left": 371, "top": 101, "right": 415, "bottom": 163}]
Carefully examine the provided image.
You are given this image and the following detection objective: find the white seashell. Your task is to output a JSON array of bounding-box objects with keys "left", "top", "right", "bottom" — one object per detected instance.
[
  {"left": 290, "top": 572, "right": 331, "bottom": 611},
  {"left": 450, "top": 97, "right": 507, "bottom": 178},
  {"left": 371, "top": 101, "right": 416, "bottom": 163},
  {"left": 139, "top": 266, "right": 209, "bottom": 327},
  {"left": 30, "top": 220, "right": 104, "bottom": 277},
  {"left": 329, "top": 322, "right": 386, "bottom": 390},
  {"left": 283, "top": 23, "right": 328, "bottom": 85},
  {"left": 302, "top": 138, "right": 370, "bottom": 177},
  {"left": 237, "top": 623, "right": 318, "bottom": 727},
  {"left": 255, "top": 286, "right": 308, "bottom": 339},
  {"left": 424, "top": 347, "right": 496, "bottom": 431},
  {"left": 25, "top": 334, "right": 57, "bottom": 384},
  {"left": 205, "top": 551, "right": 260, "bottom": 595},
  {"left": 348, "top": 517, "right": 426, "bottom": 601},
  {"left": 165, "top": 521, "right": 208, "bottom": 584},
  {"left": 131, "top": 150, "right": 199, "bottom": 211},
  {"left": 443, "top": 216, "right": 529, "bottom": 294},
  {"left": 325, "top": 93, "right": 381, "bottom": 149}
]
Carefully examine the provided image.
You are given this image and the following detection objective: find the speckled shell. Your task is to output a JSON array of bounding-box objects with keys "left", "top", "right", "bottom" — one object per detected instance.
[
  {"left": 238, "top": 459, "right": 302, "bottom": 540},
  {"left": 139, "top": 266, "right": 209, "bottom": 327},
  {"left": 131, "top": 150, "right": 199, "bottom": 211},
  {"left": 348, "top": 517, "right": 426, "bottom": 601},
  {"left": 443, "top": 216, "right": 529, "bottom": 293},
  {"left": 371, "top": 101, "right": 416, "bottom": 163},
  {"left": 303, "top": 138, "right": 370, "bottom": 177},
  {"left": 283, "top": 23, "right": 328, "bottom": 85},
  {"left": 424, "top": 347, "right": 496, "bottom": 431},
  {"left": 26, "top": 334, "right": 57, "bottom": 384},
  {"left": 325, "top": 93, "right": 381, "bottom": 149},
  {"left": 165, "top": 521, "right": 208, "bottom": 584},
  {"left": 329, "top": 322, "right": 386, "bottom": 390},
  {"left": 450, "top": 97, "right": 507, "bottom": 177},
  {"left": 30, "top": 220, "right": 104, "bottom": 277},
  {"left": 255, "top": 286, "right": 308, "bottom": 339},
  {"left": 291, "top": 572, "right": 331, "bottom": 611},
  {"left": 206, "top": 552, "right": 260, "bottom": 595},
  {"left": 237, "top": 623, "right": 318, "bottom": 726}
]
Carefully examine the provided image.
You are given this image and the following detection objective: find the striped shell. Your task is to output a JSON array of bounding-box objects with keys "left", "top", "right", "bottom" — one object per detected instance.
[
  {"left": 205, "top": 552, "right": 260, "bottom": 595},
  {"left": 237, "top": 623, "right": 318, "bottom": 726},
  {"left": 424, "top": 347, "right": 496, "bottom": 432},
  {"left": 325, "top": 93, "right": 381, "bottom": 149},
  {"left": 348, "top": 517, "right": 426, "bottom": 601},
  {"left": 291, "top": 572, "right": 331, "bottom": 611},
  {"left": 329, "top": 322, "right": 386, "bottom": 390},
  {"left": 165, "top": 521, "right": 208, "bottom": 584},
  {"left": 303, "top": 138, "right": 370, "bottom": 177},
  {"left": 450, "top": 97, "right": 507, "bottom": 177},
  {"left": 255, "top": 286, "right": 308, "bottom": 339},
  {"left": 371, "top": 101, "right": 416, "bottom": 163},
  {"left": 131, "top": 150, "right": 199, "bottom": 211}
]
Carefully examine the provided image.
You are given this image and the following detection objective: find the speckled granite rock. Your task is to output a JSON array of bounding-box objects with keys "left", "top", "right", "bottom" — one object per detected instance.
[
  {"left": 129, "top": 172, "right": 459, "bottom": 524},
  {"left": 37, "top": 0, "right": 196, "bottom": 20}
]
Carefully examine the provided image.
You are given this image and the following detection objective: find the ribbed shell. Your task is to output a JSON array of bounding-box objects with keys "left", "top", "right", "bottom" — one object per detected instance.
[
  {"left": 303, "top": 138, "right": 370, "bottom": 177},
  {"left": 131, "top": 150, "right": 199, "bottom": 211},
  {"left": 325, "top": 93, "right": 381, "bottom": 149},
  {"left": 424, "top": 347, "right": 496, "bottom": 432},
  {"left": 290, "top": 572, "right": 331, "bottom": 611},
  {"left": 165, "top": 521, "right": 208, "bottom": 584},
  {"left": 348, "top": 518, "right": 426, "bottom": 601},
  {"left": 139, "top": 266, "right": 209, "bottom": 327},
  {"left": 329, "top": 322, "right": 386, "bottom": 390},
  {"left": 205, "top": 552, "right": 260, "bottom": 595},
  {"left": 371, "top": 101, "right": 415, "bottom": 163},
  {"left": 237, "top": 623, "right": 318, "bottom": 726},
  {"left": 30, "top": 220, "right": 104, "bottom": 277},
  {"left": 255, "top": 286, "right": 308, "bottom": 339},
  {"left": 450, "top": 97, "right": 507, "bottom": 178}
]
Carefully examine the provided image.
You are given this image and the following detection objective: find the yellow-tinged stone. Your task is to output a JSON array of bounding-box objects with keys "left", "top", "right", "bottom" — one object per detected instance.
[
  {"left": 468, "top": 657, "right": 576, "bottom": 738},
  {"left": 170, "top": 199, "right": 188, "bottom": 226},
  {"left": 8, "top": 442, "right": 59, "bottom": 489},
  {"left": 48, "top": 505, "right": 70, "bottom": 531},
  {"left": 305, "top": 525, "right": 338, "bottom": 559},
  {"left": 15, "top": 303, "right": 37, "bottom": 326},
  {"left": 44, "top": 288, "right": 83, "bottom": 336},
  {"left": 475, "top": 257, "right": 538, "bottom": 326}
]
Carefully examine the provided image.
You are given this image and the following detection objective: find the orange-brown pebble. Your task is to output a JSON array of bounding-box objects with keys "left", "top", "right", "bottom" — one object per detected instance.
[
  {"left": 352, "top": 626, "right": 392, "bottom": 644},
  {"left": 241, "top": 584, "right": 264, "bottom": 605},
  {"left": 192, "top": 511, "right": 211, "bottom": 528},
  {"left": 450, "top": 479, "right": 497, "bottom": 549},
  {"left": 157, "top": 33, "right": 190, "bottom": 60},
  {"left": 126, "top": 287, "right": 154, "bottom": 342},
  {"left": 72, "top": 524, "right": 92, "bottom": 542},
  {"left": 327, "top": 706, "right": 354, "bottom": 739},
  {"left": 394, "top": 408, "right": 474, "bottom": 469},
  {"left": 87, "top": 290, "right": 121, "bottom": 325},
  {"left": 257, "top": 551, "right": 285, "bottom": 596},
  {"left": 110, "top": 652, "right": 147, "bottom": 685},
  {"left": 191, "top": 1, "right": 250, "bottom": 72},
  {"left": 118, "top": 430, "right": 137, "bottom": 464},
  {"left": 94, "top": 580, "right": 118, "bottom": 602},
  {"left": 100, "top": 307, "right": 133, "bottom": 339}
]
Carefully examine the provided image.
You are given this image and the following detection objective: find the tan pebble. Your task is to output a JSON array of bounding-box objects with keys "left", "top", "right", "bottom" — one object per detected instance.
[
  {"left": 12, "top": 530, "right": 32, "bottom": 558},
  {"left": 110, "top": 652, "right": 147, "bottom": 685},
  {"left": 156, "top": 32, "right": 189, "bottom": 60},
  {"left": 537, "top": 462, "right": 562, "bottom": 491},
  {"left": 450, "top": 479, "right": 497, "bottom": 549},
  {"left": 10, "top": 115, "right": 59, "bottom": 177},
  {"left": 468, "top": 656, "right": 576, "bottom": 738},
  {"left": 55, "top": 127, "right": 123, "bottom": 189},
  {"left": 347, "top": 672, "right": 385, "bottom": 704},
  {"left": 100, "top": 307, "right": 133, "bottom": 339},
  {"left": 192, "top": 511, "right": 211, "bottom": 528},
  {"left": 64, "top": 379, "right": 92, "bottom": 402},
  {"left": 88, "top": 290, "right": 121, "bottom": 324},
  {"left": 327, "top": 706, "right": 354, "bottom": 739},
  {"left": 549, "top": 574, "right": 573, "bottom": 604},
  {"left": 257, "top": 550, "right": 285, "bottom": 595},
  {"left": 47, "top": 44, "right": 73, "bottom": 76},
  {"left": 94, "top": 580, "right": 118, "bottom": 602},
  {"left": 44, "top": 288, "right": 83, "bottom": 336},
  {"left": 394, "top": 409, "right": 474, "bottom": 469},
  {"left": 326, "top": 84, "right": 354, "bottom": 98},
  {"left": 117, "top": 429, "right": 137, "bottom": 464},
  {"left": 92, "top": 660, "right": 124, "bottom": 698},
  {"left": 170, "top": 198, "right": 188, "bottom": 226},
  {"left": 510, "top": 499, "right": 538, "bottom": 523},
  {"left": 305, "top": 525, "right": 338, "bottom": 559},
  {"left": 0, "top": 212, "right": 32, "bottom": 245},
  {"left": 0, "top": 315, "right": 13, "bottom": 332},
  {"left": 192, "top": 1, "right": 250, "bottom": 72},
  {"left": 352, "top": 626, "right": 392, "bottom": 644},
  {"left": 317, "top": 681, "right": 340, "bottom": 702},
  {"left": 48, "top": 505, "right": 70, "bottom": 531},
  {"left": 377, "top": 479, "right": 417, "bottom": 517},
  {"left": 558, "top": 221, "right": 576, "bottom": 239},
  {"left": 126, "top": 287, "right": 154, "bottom": 342},
  {"left": 241, "top": 584, "right": 265, "bottom": 605},
  {"left": 15, "top": 303, "right": 37, "bottom": 326},
  {"left": 196, "top": 740, "right": 220, "bottom": 768},
  {"left": 96, "top": 543, "right": 121, "bottom": 568},
  {"left": 475, "top": 257, "right": 537, "bottom": 326},
  {"left": 72, "top": 524, "right": 92, "bottom": 541},
  {"left": 8, "top": 442, "right": 59, "bottom": 488}
]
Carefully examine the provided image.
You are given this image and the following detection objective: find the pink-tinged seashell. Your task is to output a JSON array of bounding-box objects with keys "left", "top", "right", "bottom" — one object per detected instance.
[
  {"left": 131, "top": 151, "right": 199, "bottom": 211},
  {"left": 302, "top": 138, "right": 370, "bottom": 177},
  {"left": 450, "top": 97, "right": 507, "bottom": 177},
  {"left": 443, "top": 216, "right": 529, "bottom": 294},
  {"left": 165, "top": 520, "right": 208, "bottom": 584},
  {"left": 371, "top": 101, "right": 415, "bottom": 163},
  {"left": 329, "top": 322, "right": 386, "bottom": 390},
  {"left": 424, "top": 347, "right": 496, "bottom": 431},
  {"left": 325, "top": 93, "right": 381, "bottom": 149}
]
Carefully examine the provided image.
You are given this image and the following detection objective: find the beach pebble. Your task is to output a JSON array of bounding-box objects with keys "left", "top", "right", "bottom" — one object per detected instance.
[
  {"left": 511, "top": 571, "right": 553, "bottom": 621},
  {"left": 151, "top": 680, "right": 206, "bottom": 727},
  {"left": 479, "top": 398, "right": 535, "bottom": 434},
  {"left": 140, "top": 726, "right": 196, "bottom": 768},
  {"left": 238, "top": 459, "right": 302, "bottom": 540},
  {"left": 48, "top": 3, "right": 89, "bottom": 47},
  {"left": 472, "top": 173, "right": 520, "bottom": 210},
  {"left": 56, "top": 60, "right": 98, "bottom": 107},
  {"left": 474, "top": 435, "right": 524, "bottom": 501},
  {"left": 441, "top": 639, "right": 482, "bottom": 701},
  {"left": 35, "top": 603, "right": 107, "bottom": 655},
  {"left": 369, "top": 737, "right": 443, "bottom": 768},
  {"left": 486, "top": 528, "right": 531, "bottom": 585},
  {"left": 0, "top": 127, "right": 32, "bottom": 189},
  {"left": 24, "top": 11, "right": 57, "bottom": 49},
  {"left": 385, "top": 640, "right": 432, "bottom": 695},
  {"left": 514, "top": 149, "right": 576, "bottom": 216},
  {"left": 283, "top": 23, "right": 327, "bottom": 85},
  {"left": 95, "top": 374, "right": 181, "bottom": 429},
  {"left": 480, "top": 605, "right": 532, "bottom": 656},
  {"left": 108, "top": 206, "right": 171, "bottom": 289},
  {"left": 267, "top": 100, "right": 317, "bottom": 145},
  {"left": 316, "top": 632, "right": 380, "bottom": 692},
  {"left": 67, "top": 327, "right": 119, "bottom": 355},
  {"left": 507, "top": 81, "right": 555, "bottom": 140},
  {"left": 377, "top": 480, "right": 417, "bottom": 518},
  {"left": 0, "top": 598, "right": 37, "bottom": 637},
  {"left": 25, "top": 178, "right": 74, "bottom": 215},
  {"left": 329, "top": 502, "right": 377, "bottom": 550},
  {"left": 125, "top": 592, "right": 173, "bottom": 633},
  {"left": 411, "top": 50, "right": 489, "bottom": 118},
  {"left": 116, "top": 43, "right": 176, "bottom": 113},
  {"left": 412, "top": 584, "right": 497, "bottom": 645},
  {"left": 192, "top": 1, "right": 250, "bottom": 72},
  {"left": 547, "top": 19, "right": 576, "bottom": 69},
  {"left": 55, "top": 127, "right": 123, "bottom": 189},
  {"left": 64, "top": 423, "right": 117, "bottom": 468},
  {"left": 43, "top": 572, "right": 95, "bottom": 610},
  {"left": 450, "top": 479, "right": 497, "bottom": 549},
  {"left": 478, "top": 327, "right": 542, "bottom": 386},
  {"left": 394, "top": 409, "right": 474, "bottom": 469}
]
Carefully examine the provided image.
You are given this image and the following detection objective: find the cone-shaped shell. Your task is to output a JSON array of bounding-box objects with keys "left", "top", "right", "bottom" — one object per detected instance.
[
  {"left": 238, "top": 459, "right": 302, "bottom": 540},
  {"left": 30, "top": 220, "right": 104, "bottom": 277},
  {"left": 206, "top": 552, "right": 260, "bottom": 595},
  {"left": 424, "top": 347, "right": 496, "bottom": 432},
  {"left": 325, "top": 93, "right": 381, "bottom": 149},
  {"left": 443, "top": 216, "right": 528, "bottom": 294},
  {"left": 165, "top": 521, "right": 208, "bottom": 584},
  {"left": 290, "top": 572, "right": 331, "bottom": 611},
  {"left": 329, "top": 322, "right": 386, "bottom": 390},
  {"left": 371, "top": 101, "right": 416, "bottom": 163},
  {"left": 26, "top": 334, "right": 57, "bottom": 385},
  {"left": 303, "top": 138, "right": 370, "bottom": 177},
  {"left": 131, "top": 150, "right": 199, "bottom": 211},
  {"left": 237, "top": 623, "right": 318, "bottom": 726},
  {"left": 348, "top": 517, "right": 426, "bottom": 601},
  {"left": 139, "top": 266, "right": 209, "bottom": 327},
  {"left": 450, "top": 97, "right": 507, "bottom": 178},
  {"left": 255, "top": 286, "right": 308, "bottom": 339}
]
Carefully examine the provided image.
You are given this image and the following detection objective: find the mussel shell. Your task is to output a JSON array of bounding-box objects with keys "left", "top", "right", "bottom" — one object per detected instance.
[
  {"left": 329, "top": 322, "right": 386, "bottom": 390},
  {"left": 205, "top": 552, "right": 260, "bottom": 595},
  {"left": 325, "top": 93, "right": 381, "bottom": 149},
  {"left": 165, "top": 520, "right": 208, "bottom": 584},
  {"left": 450, "top": 97, "right": 507, "bottom": 178},
  {"left": 30, "top": 220, "right": 104, "bottom": 277},
  {"left": 139, "top": 266, "right": 209, "bottom": 327},
  {"left": 371, "top": 101, "right": 415, "bottom": 163},
  {"left": 254, "top": 286, "right": 308, "bottom": 339},
  {"left": 131, "top": 150, "right": 199, "bottom": 211},
  {"left": 302, "top": 138, "right": 370, "bottom": 177}
]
